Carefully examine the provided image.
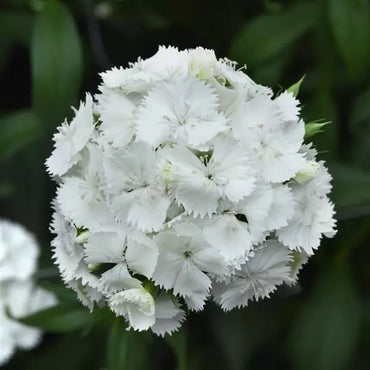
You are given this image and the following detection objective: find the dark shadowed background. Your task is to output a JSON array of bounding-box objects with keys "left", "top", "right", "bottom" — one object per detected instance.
[{"left": 1, "top": 0, "right": 369, "bottom": 369}]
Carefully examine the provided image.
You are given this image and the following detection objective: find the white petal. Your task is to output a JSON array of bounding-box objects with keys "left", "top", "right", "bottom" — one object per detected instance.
[
  {"left": 109, "top": 289, "right": 155, "bottom": 331},
  {"left": 96, "top": 88, "right": 136, "bottom": 147},
  {"left": 52, "top": 237, "right": 84, "bottom": 282},
  {"left": 126, "top": 306, "right": 156, "bottom": 331},
  {"left": 0, "top": 220, "right": 38, "bottom": 281},
  {"left": 217, "top": 240, "right": 292, "bottom": 311},
  {"left": 152, "top": 233, "right": 188, "bottom": 291},
  {"left": 46, "top": 94, "right": 95, "bottom": 176},
  {"left": 202, "top": 215, "right": 253, "bottom": 261},
  {"left": 84, "top": 232, "right": 124, "bottom": 264},
  {"left": 167, "top": 146, "right": 220, "bottom": 217},
  {"left": 265, "top": 184, "right": 295, "bottom": 230},
  {"left": 127, "top": 188, "right": 170, "bottom": 232},
  {"left": 173, "top": 259, "right": 212, "bottom": 297},
  {"left": 57, "top": 176, "right": 114, "bottom": 231},
  {"left": 136, "top": 77, "right": 227, "bottom": 148},
  {"left": 100, "top": 262, "right": 142, "bottom": 293},
  {"left": 151, "top": 294, "right": 186, "bottom": 336},
  {"left": 184, "top": 291, "right": 208, "bottom": 312},
  {"left": 209, "top": 138, "right": 256, "bottom": 202},
  {"left": 67, "top": 279, "right": 103, "bottom": 311},
  {"left": 274, "top": 91, "right": 301, "bottom": 122},
  {"left": 259, "top": 150, "right": 305, "bottom": 183},
  {"left": 277, "top": 195, "right": 336, "bottom": 254},
  {"left": 141, "top": 46, "right": 190, "bottom": 80},
  {"left": 232, "top": 93, "right": 281, "bottom": 140},
  {"left": 126, "top": 236, "right": 159, "bottom": 277}
]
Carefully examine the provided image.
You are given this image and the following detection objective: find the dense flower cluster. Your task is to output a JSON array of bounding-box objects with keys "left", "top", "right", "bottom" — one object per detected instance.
[
  {"left": 0, "top": 220, "right": 56, "bottom": 365},
  {"left": 47, "top": 46, "right": 336, "bottom": 335}
]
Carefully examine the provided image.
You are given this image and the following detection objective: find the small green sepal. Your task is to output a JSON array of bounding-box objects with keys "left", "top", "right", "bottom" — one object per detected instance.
[
  {"left": 304, "top": 120, "right": 331, "bottom": 139},
  {"left": 287, "top": 75, "right": 305, "bottom": 97}
]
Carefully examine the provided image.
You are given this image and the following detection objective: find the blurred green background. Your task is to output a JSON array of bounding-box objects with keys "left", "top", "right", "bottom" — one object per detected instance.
[{"left": 1, "top": 0, "right": 369, "bottom": 369}]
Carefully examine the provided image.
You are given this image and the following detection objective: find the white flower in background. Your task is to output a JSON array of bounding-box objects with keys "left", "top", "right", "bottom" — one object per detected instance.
[
  {"left": 0, "top": 220, "right": 38, "bottom": 282},
  {"left": 47, "top": 45, "right": 336, "bottom": 335},
  {"left": 0, "top": 220, "right": 57, "bottom": 366}
]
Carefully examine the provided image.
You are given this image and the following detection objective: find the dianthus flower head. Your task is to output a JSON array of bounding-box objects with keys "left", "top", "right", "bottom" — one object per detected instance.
[{"left": 47, "top": 45, "right": 336, "bottom": 335}]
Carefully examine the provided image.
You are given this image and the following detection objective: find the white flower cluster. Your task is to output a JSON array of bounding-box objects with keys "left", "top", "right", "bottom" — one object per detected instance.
[
  {"left": 0, "top": 220, "right": 56, "bottom": 365},
  {"left": 47, "top": 46, "right": 336, "bottom": 335}
]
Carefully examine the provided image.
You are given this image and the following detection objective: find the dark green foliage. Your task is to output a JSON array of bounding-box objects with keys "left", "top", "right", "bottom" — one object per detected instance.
[{"left": 31, "top": 0, "right": 83, "bottom": 125}]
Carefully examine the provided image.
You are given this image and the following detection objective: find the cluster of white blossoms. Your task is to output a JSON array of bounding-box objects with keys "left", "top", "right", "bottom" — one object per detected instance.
[
  {"left": 46, "top": 46, "right": 336, "bottom": 336},
  {"left": 0, "top": 220, "right": 57, "bottom": 365}
]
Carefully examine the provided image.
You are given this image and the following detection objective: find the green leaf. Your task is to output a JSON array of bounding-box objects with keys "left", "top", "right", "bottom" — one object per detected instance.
[
  {"left": 331, "top": 164, "right": 370, "bottom": 218},
  {"left": 106, "top": 320, "right": 129, "bottom": 370},
  {"left": 287, "top": 265, "right": 362, "bottom": 370},
  {"left": 304, "top": 120, "right": 330, "bottom": 139},
  {"left": 287, "top": 75, "right": 305, "bottom": 97},
  {"left": 166, "top": 329, "right": 187, "bottom": 370},
  {"left": 0, "top": 183, "right": 13, "bottom": 198},
  {"left": 350, "top": 89, "right": 370, "bottom": 134},
  {"left": 16, "top": 304, "right": 96, "bottom": 333},
  {"left": 31, "top": 0, "right": 83, "bottom": 125},
  {"left": 0, "top": 110, "right": 42, "bottom": 159},
  {"left": 251, "top": 50, "right": 291, "bottom": 86},
  {"left": 0, "top": 11, "right": 33, "bottom": 46},
  {"left": 328, "top": 0, "right": 370, "bottom": 80},
  {"left": 37, "top": 281, "right": 78, "bottom": 302},
  {"left": 230, "top": 2, "right": 318, "bottom": 67}
]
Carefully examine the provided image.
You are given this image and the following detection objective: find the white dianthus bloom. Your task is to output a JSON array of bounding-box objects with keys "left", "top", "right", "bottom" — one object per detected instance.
[
  {"left": 153, "top": 226, "right": 227, "bottom": 303},
  {"left": 232, "top": 93, "right": 305, "bottom": 182},
  {"left": 67, "top": 278, "right": 104, "bottom": 312},
  {"left": 167, "top": 138, "right": 255, "bottom": 217},
  {"left": 46, "top": 94, "right": 95, "bottom": 177},
  {"left": 139, "top": 45, "right": 190, "bottom": 80},
  {"left": 84, "top": 231, "right": 158, "bottom": 278},
  {"left": 213, "top": 240, "right": 292, "bottom": 311},
  {"left": 150, "top": 294, "right": 186, "bottom": 336},
  {"left": 57, "top": 144, "right": 116, "bottom": 232},
  {"left": 46, "top": 45, "right": 336, "bottom": 335},
  {"left": 136, "top": 77, "right": 228, "bottom": 148},
  {"left": 50, "top": 211, "right": 84, "bottom": 282},
  {"left": 0, "top": 220, "right": 57, "bottom": 366},
  {"left": 101, "top": 46, "right": 189, "bottom": 93},
  {"left": 277, "top": 189, "right": 336, "bottom": 255},
  {"left": 109, "top": 288, "right": 156, "bottom": 331},
  {"left": 263, "top": 184, "right": 296, "bottom": 231},
  {"left": 95, "top": 87, "right": 136, "bottom": 148},
  {"left": 103, "top": 143, "right": 170, "bottom": 232}
]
